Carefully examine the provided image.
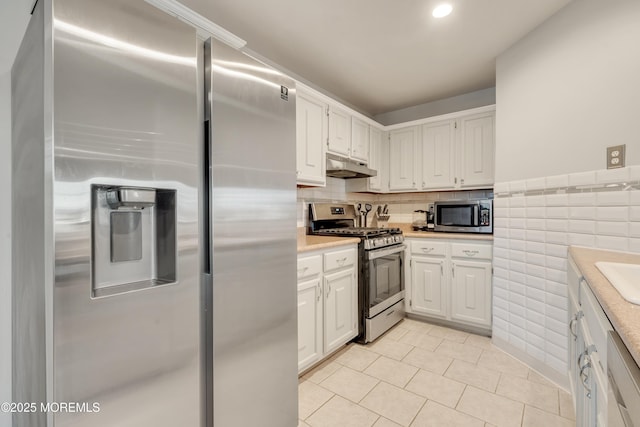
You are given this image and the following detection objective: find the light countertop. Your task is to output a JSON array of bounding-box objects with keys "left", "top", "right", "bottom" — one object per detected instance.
[
  {"left": 297, "top": 224, "right": 492, "bottom": 253},
  {"left": 569, "top": 246, "right": 640, "bottom": 368},
  {"left": 391, "top": 223, "right": 494, "bottom": 241},
  {"left": 297, "top": 228, "right": 360, "bottom": 253}
]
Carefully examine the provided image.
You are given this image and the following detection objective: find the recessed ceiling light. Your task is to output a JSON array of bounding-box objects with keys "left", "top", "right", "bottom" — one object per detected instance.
[{"left": 432, "top": 3, "right": 453, "bottom": 18}]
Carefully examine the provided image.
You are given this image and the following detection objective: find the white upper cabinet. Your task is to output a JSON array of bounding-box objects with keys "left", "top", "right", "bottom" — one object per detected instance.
[
  {"left": 295, "top": 81, "right": 493, "bottom": 192},
  {"left": 350, "top": 117, "right": 370, "bottom": 163},
  {"left": 389, "top": 126, "right": 419, "bottom": 191},
  {"left": 421, "top": 120, "right": 455, "bottom": 190},
  {"left": 368, "top": 127, "right": 383, "bottom": 191},
  {"left": 458, "top": 112, "right": 495, "bottom": 188},
  {"left": 387, "top": 108, "right": 494, "bottom": 193},
  {"left": 344, "top": 126, "right": 387, "bottom": 193},
  {"left": 296, "top": 91, "right": 327, "bottom": 186},
  {"left": 327, "top": 106, "right": 351, "bottom": 157}
]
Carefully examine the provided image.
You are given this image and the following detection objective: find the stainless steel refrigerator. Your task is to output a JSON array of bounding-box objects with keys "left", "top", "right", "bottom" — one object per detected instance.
[{"left": 11, "top": 0, "right": 298, "bottom": 426}]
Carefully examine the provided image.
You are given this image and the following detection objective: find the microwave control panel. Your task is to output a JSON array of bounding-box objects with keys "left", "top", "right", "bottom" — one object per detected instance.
[{"left": 479, "top": 204, "right": 491, "bottom": 226}]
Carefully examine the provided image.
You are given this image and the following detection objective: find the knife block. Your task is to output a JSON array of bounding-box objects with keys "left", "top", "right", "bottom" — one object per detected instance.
[{"left": 372, "top": 212, "right": 390, "bottom": 228}]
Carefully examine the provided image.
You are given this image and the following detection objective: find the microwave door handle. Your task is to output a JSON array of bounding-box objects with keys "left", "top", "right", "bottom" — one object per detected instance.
[{"left": 473, "top": 205, "right": 479, "bottom": 226}]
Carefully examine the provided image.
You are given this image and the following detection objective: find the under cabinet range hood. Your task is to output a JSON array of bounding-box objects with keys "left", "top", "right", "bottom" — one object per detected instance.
[{"left": 326, "top": 154, "right": 377, "bottom": 179}]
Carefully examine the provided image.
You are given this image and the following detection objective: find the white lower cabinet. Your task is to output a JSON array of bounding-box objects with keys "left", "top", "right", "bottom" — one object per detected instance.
[
  {"left": 407, "top": 239, "right": 492, "bottom": 331},
  {"left": 324, "top": 269, "right": 357, "bottom": 353},
  {"left": 568, "top": 255, "right": 612, "bottom": 427},
  {"left": 411, "top": 256, "right": 446, "bottom": 318},
  {"left": 297, "top": 245, "right": 358, "bottom": 373},
  {"left": 450, "top": 259, "right": 492, "bottom": 327}
]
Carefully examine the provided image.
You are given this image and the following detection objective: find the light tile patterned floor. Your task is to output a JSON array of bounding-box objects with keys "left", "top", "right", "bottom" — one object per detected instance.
[{"left": 299, "top": 319, "right": 575, "bottom": 427}]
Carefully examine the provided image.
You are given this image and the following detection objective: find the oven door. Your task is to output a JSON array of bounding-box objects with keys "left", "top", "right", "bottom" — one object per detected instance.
[{"left": 365, "top": 244, "right": 405, "bottom": 317}]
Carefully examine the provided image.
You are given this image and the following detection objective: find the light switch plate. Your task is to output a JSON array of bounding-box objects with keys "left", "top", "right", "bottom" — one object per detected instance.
[{"left": 607, "top": 144, "right": 625, "bottom": 169}]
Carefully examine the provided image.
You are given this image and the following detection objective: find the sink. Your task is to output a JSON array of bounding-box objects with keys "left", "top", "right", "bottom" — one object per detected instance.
[{"left": 595, "top": 262, "right": 640, "bottom": 305}]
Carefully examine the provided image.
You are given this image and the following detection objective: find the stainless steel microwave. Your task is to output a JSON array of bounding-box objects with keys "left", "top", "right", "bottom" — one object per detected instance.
[{"left": 434, "top": 199, "right": 493, "bottom": 234}]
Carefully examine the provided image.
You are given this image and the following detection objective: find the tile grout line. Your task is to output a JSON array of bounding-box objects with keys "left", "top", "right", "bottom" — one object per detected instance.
[{"left": 299, "top": 321, "right": 575, "bottom": 426}]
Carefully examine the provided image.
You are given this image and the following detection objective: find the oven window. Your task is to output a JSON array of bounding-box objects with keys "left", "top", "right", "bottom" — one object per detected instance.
[
  {"left": 438, "top": 206, "right": 474, "bottom": 227},
  {"left": 369, "top": 254, "right": 402, "bottom": 309}
]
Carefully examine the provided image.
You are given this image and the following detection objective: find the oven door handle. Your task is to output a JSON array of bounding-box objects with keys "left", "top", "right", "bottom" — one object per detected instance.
[{"left": 366, "top": 244, "right": 406, "bottom": 260}]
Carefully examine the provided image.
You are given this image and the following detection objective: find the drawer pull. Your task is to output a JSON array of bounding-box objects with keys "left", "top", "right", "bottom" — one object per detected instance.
[
  {"left": 569, "top": 311, "right": 583, "bottom": 340},
  {"left": 462, "top": 250, "right": 479, "bottom": 256},
  {"left": 336, "top": 257, "right": 348, "bottom": 265},
  {"left": 421, "top": 247, "right": 434, "bottom": 253}
]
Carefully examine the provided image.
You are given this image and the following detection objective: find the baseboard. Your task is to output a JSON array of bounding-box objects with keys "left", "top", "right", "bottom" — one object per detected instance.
[{"left": 491, "top": 335, "right": 570, "bottom": 392}]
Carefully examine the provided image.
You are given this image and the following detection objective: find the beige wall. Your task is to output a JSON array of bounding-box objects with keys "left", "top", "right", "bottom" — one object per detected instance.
[{"left": 495, "top": 0, "right": 640, "bottom": 182}]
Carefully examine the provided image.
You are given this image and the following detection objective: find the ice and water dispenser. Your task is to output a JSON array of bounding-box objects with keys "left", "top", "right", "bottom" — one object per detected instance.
[{"left": 91, "top": 185, "right": 176, "bottom": 297}]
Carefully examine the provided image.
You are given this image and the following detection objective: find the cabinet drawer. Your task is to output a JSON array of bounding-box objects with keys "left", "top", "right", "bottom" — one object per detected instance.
[
  {"left": 324, "top": 247, "right": 356, "bottom": 272},
  {"left": 451, "top": 243, "right": 492, "bottom": 260},
  {"left": 410, "top": 240, "right": 447, "bottom": 257},
  {"left": 297, "top": 255, "right": 322, "bottom": 280}
]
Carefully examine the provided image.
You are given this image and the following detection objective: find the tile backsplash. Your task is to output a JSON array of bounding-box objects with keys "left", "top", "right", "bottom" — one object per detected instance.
[
  {"left": 297, "top": 177, "right": 493, "bottom": 227},
  {"left": 492, "top": 165, "right": 640, "bottom": 380}
]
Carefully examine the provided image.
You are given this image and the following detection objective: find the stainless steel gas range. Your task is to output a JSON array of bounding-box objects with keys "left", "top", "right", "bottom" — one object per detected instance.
[{"left": 309, "top": 203, "right": 405, "bottom": 343}]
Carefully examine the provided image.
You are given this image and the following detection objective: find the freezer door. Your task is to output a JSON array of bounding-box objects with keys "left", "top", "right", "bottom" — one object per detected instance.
[
  {"left": 205, "top": 38, "right": 298, "bottom": 427},
  {"left": 51, "top": 0, "right": 200, "bottom": 425}
]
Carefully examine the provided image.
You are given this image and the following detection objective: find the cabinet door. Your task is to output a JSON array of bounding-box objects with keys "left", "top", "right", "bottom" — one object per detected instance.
[
  {"left": 324, "top": 268, "right": 357, "bottom": 353},
  {"left": 298, "top": 278, "right": 322, "bottom": 372},
  {"left": 458, "top": 112, "right": 494, "bottom": 188},
  {"left": 327, "top": 106, "right": 351, "bottom": 157},
  {"left": 450, "top": 260, "right": 492, "bottom": 327},
  {"left": 575, "top": 319, "right": 597, "bottom": 427},
  {"left": 368, "top": 127, "right": 383, "bottom": 191},
  {"left": 389, "top": 126, "right": 419, "bottom": 191},
  {"left": 568, "top": 292, "right": 581, "bottom": 400},
  {"left": 421, "top": 120, "right": 455, "bottom": 189},
  {"left": 296, "top": 93, "right": 327, "bottom": 186},
  {"left": 351, "top": 117, "right": 369, "bottom": 163},
  {"left": 411, "top": 257, "right": 446, "bottom": 318}
]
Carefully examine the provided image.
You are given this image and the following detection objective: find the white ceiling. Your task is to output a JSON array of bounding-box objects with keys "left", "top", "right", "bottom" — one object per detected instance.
[
  {"left": 183, "top": 0, "right": 573, "bottom": 116},
  {"left": 2, "top": 0, "right": 572, "bottom": 115}
]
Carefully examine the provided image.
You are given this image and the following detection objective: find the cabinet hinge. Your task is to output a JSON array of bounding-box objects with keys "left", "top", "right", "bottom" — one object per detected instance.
[
  {"left": 410, "top": 259, "right": 412, "bottom": 267},
  {"left": 409, "top": 299, "right": 412, "bottom": 307},
  {"left": 454, "top": 121, "right": 458, "bottom": 129}
]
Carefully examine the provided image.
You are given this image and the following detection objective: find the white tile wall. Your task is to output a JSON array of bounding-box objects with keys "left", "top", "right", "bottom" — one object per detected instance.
[{"left": 493, "top": 165, "right": 640, "bottom": 379}]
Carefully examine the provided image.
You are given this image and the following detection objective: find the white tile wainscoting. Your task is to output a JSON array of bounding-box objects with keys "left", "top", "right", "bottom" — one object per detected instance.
[{"left": 491, "top": 165, "right": 640, "bottom": 387}]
